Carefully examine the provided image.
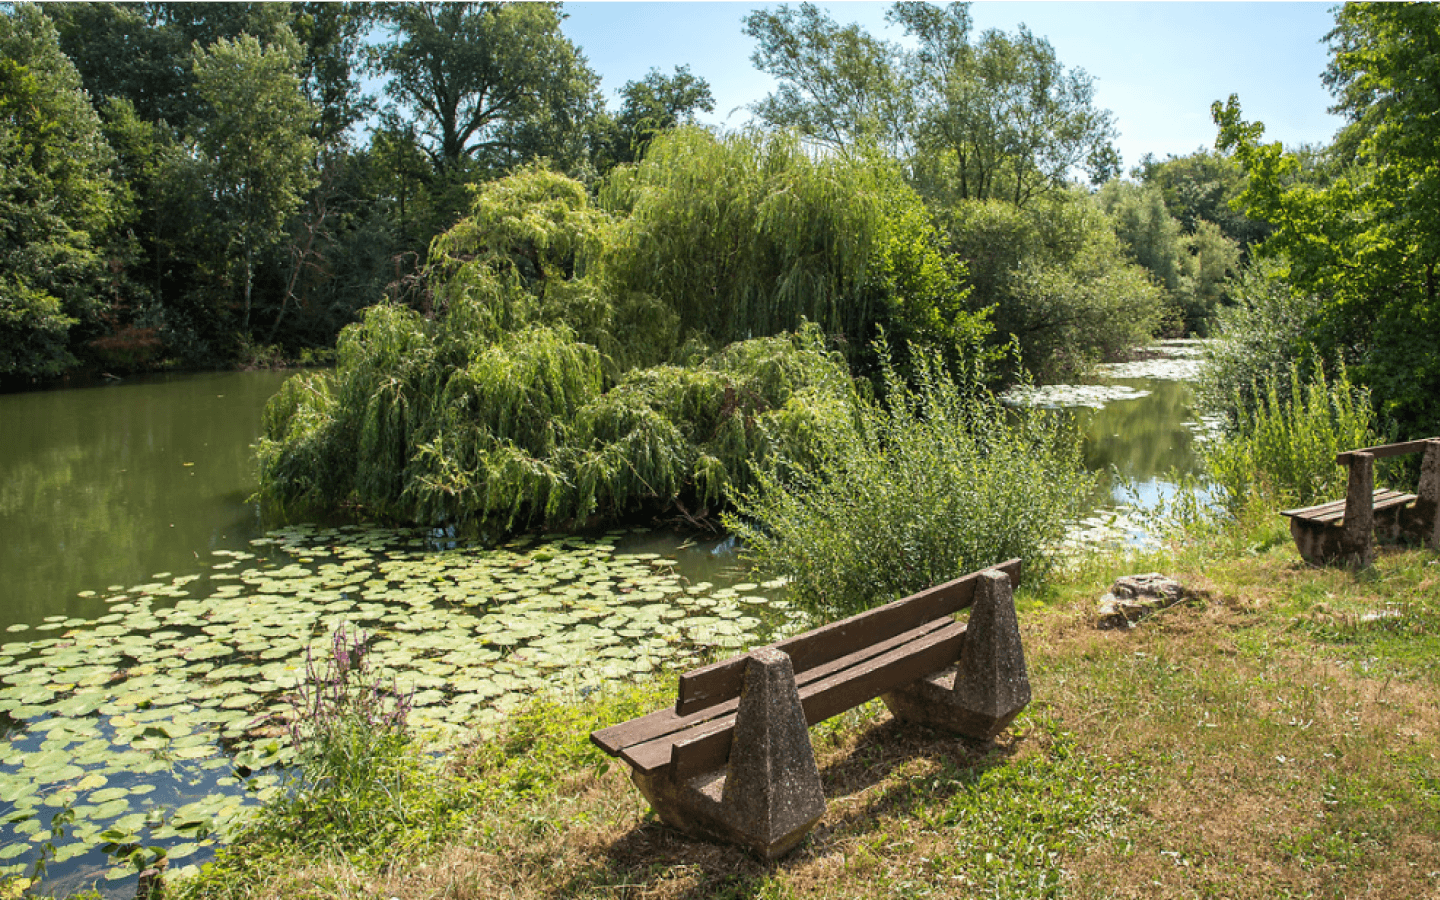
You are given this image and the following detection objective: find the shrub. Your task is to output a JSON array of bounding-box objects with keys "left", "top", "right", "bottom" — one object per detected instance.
[
  {"left": 725, "top": 342, "right": 1093, "bottom": 619},
  {"left": 1199, "top": 257, "right": 1326, "bottom": 426},
  {"left": 258, "top": 316, "right": 857, "bottom": 534},
  {"left": 944, "top": 191, "right": 1169, "bottom": 378},
  {"left": 1203, "top": 357, "right": 1382, "bottom": 515}
]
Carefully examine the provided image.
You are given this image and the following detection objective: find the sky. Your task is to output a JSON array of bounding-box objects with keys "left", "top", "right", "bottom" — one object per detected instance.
[{"left": 559, "top": 1, "right": 1347, "bottom": 172}]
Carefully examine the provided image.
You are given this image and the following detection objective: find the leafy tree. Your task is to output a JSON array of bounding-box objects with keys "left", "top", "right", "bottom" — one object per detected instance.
[
  {"left": 0, "top": 4, "right": 128, "bottom": 378},
  {"left": 944, "top": 190, "right": 1167, "bottom": 377},
  {"left": 288, "top": 2, "right": 374, "bottom": 149},
  {"left": 1098, "top": 180, "right": 1239, "bottom": 335},
  {"left": 742, "top": 3, "right": 912, "bottom": 153},
  {"left": 370, "top": 1, "right": 601, "bottom": 175},
  {"left": 744, "top": 2, "right": 1118, "bottom": 206},
  {"left": 1133, "top": 148, "right": 1271, "bottom": 253},
  {"left": 606, "top": 65, "right": 715, "bottom": 165},
  {"left": 600, "top": 128, "right": 989, "bottom": 373},
  {"left": 190, "top": 32, "right": 318, "bottom": 334},
  {"left": 1214, "top": 2, "right": 1440, "bottom": 437},
  {"left": 44, "top": 2, "right": 294, "bottom": 132},
  {"left": 892, "top": 1, "right": 1119, "bottom": 205}
]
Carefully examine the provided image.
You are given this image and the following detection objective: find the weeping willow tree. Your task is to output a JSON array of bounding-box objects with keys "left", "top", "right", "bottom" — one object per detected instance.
[
  {"left": 258, "top": 150, "right": 990, "bottom": 535},
  {"left": 601, "top": 128, "right": 990, "bottom": 372}
]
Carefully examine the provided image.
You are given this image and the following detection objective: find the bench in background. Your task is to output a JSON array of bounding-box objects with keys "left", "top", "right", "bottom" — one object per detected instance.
[{"left": 1281, "top": 438, "right": 1440, "bottom": 566}]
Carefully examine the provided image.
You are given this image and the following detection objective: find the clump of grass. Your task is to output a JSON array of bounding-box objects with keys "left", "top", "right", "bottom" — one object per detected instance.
[{"left": 726, "top": 341, "right": 1094, "bottom": 618}]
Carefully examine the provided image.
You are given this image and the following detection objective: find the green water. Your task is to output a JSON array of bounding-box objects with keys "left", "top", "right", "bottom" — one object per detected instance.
[
  {"left": 0, "top": 372, "right": 294, "bottom": 634},
  {"left": 1078, "top": 377, "right": 1204, "bottom": 506},
  {"left": 0, "top": 368, "right": 1205, "bottom": 636}
]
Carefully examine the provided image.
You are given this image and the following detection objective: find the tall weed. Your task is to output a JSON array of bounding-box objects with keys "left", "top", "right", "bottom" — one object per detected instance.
[
  {"left": 1204, "top": 357, "right": 1381, "bottom": 514},
  {"left": 726, "top": 343, "right": 1093, "bottom": 619},
  {"left": 255, "top": 625, "right": 464, "bottom": 861}
]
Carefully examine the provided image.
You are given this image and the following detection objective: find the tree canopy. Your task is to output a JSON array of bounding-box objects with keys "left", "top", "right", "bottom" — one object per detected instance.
[
  {"left": 370, "top": 1, "right": 600, "bottom": 174},
  {"left": 744, "top": 1, "right": 1119, "bottom": 206},
  {"left": 0, "top": 4, "right": 127, "bottom": 377},
  {"left": 1214, "top": 2, "right": 1440, "bottom": 437}
]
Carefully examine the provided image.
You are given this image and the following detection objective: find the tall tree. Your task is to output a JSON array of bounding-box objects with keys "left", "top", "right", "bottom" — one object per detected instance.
[
  {"left": 288, "top": 2, "right": 373, "bottom": 149},
  {"left": 0, "top": 4, "right": 128, "bottom": 377},
  {"left": 743, "top": 2, "right": 1117, "bottom": 206},
  {"left": 190, "top": 32, "right": 318, "bottom": 333},
  {"left": 1214, "top": 2, "right": 1440, "bottom": 436},
  {"left": 890, "top": 1, "right": 1119, "bottom": 205},
  {"left": 608, "top": 65, "right": 715, "bottom": 164},
  {"left": 371, "top": 1, "right": 600, "bottom": 174},
  {"left": 743, "top": 3, "right": 912, "bottom": 153}
]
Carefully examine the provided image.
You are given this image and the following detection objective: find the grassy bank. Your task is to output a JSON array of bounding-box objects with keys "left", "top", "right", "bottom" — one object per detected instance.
[{"left": 166, "top": 531, "right": 1440, "bottom": 900}]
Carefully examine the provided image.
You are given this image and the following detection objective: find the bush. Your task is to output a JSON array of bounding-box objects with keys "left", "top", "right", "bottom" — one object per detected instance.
[
  {"left": 725, "top": 342, "right": 1094, "bottom": 619},
  {"left": 1199, "top": 258, "right": 1326, "bottom": 426},
  {"left": 258, "top": 314, "right": 857, "bottom": 534},
  {"left": 944, "top": 191, "right": 1169, "bottom": 379},
  {"left": 1203, "top": 357, "right": 1381, "bottom": 515}
]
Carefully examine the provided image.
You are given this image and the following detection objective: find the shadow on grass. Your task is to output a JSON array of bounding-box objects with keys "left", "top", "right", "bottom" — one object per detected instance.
[{"left": 568, "top": 713, "right": 1023, "bottom": 899}]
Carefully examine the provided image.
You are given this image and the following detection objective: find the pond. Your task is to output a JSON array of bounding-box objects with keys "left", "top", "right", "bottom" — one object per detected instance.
[
  {"left": 1006, "top": 340, "right": 1214, "bottom": 547},
  {"left": 0, "top": 349, "right": 1211, "bottom": 895},
  {"left": 0, "top": 372, "right": 797, "bottom": 896}
]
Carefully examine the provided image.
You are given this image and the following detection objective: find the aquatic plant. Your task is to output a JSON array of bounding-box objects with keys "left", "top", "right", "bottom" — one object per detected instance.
[
  {"left": 286, "top": 623, "right": 412, "bottom": 759},
  {"left": 0, "top": 526, "right": 793, "bottom": 892}
]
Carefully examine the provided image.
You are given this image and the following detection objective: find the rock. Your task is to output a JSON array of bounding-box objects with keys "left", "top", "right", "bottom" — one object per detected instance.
[{"left": 1096, "top": 573, "right": 1194, "bottom": 629}]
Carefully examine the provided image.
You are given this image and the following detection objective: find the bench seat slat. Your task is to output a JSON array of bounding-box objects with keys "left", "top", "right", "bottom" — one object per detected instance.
[
  {"left": 620, "top": 619, "right": 968, "bottom": 779},
  {"left": 1281, "top": 489, "right": 1416, "bottom": 524},
  {"left": 674, "top": 559, "right": 1020, "bottom": 717},
  {"left": 590, "top": 617, "right": 955, "bottom": 757}
]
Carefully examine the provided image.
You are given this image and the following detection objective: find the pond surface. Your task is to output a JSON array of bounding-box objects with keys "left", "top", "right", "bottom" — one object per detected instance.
[
  {"left": 0, "top": 372, "right": 292, "bottom": 635},
  {"left": 1007, "top": 340, "right": 1213, "bottom": 546},
  {"left": 1, "top": 350, "right": 1211, "bottom": 895},
  {"left": 0, "top": 372, "right": 788, "bottom": 896}
]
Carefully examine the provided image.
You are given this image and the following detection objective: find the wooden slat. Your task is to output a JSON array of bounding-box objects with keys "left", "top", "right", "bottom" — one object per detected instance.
[
  {"left": 622, "top": 619, "right": 969, "bottom": 779},
  {"left": 674, "top": 558, "right": 1020, "bottom": 717},
  {"left": 1336, "top": 438, "right": 1439, "bottom": 464},
  {"left": 1281, "top": 489, "right": 1416, "bottom": 524},
  {"left": 590, "top": 617, "right": 955, "bottom": 757}
]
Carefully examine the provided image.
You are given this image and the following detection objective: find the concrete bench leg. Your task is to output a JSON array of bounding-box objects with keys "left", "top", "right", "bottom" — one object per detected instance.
[
  {"left": 1340, "top": 451, "right": 1376, "bottom": 568},
  {"left": 1418, "top": 440, "right": 1440, "bottom": 551},
  {"left": 629, "top": 647, "right": 826, "bottom": 860},
  {"left": 881, "top": 570, "right": 1031, "bottom": 740}
]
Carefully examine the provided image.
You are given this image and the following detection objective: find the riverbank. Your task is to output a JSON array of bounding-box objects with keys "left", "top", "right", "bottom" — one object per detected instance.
[{"left": 167, "top": 529, "right": 1440, "bottom": 900}]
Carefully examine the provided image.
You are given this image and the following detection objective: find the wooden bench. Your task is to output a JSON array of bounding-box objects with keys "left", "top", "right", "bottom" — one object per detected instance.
[
  {"left": 591, "top": 559, "right": 1029, "bottom": 859},
  {"left": 1281, "top": 438, "right": 1440, "bottom": 566}
]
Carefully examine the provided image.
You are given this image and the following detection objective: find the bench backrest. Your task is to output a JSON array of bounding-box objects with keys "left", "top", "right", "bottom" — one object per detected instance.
[
  {"left": 1336, "top": 438, "right": 1440, "bottom": 465},
  {"left": 674, "top": 558, "right": 1022, "bottom": 716}
]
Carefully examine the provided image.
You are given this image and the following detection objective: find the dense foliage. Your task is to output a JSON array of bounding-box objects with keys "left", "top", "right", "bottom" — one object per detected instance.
[
  {"left": 1214, "top": 3, "right": 1440, "bottom": 439},
  {"left": 0, "top": 6, "right": 128, "bottom": 377},
  {"left": 600, "top": 129, "right": 989, "bottom": 373},
  {"left": 1203, "top": 358, "right": 1380, "bottom": 517},
  {"left": 727, "top": 345, "right": 1092, "bottom": 617},
  {"left": 744, "top": 1, "right": 1120, "bottom": 202},
  {"left": 942, "top": 191, "right": 1168, "bottom": 378}
]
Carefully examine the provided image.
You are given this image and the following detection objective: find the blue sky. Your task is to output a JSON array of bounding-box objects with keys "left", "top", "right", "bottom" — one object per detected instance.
[{"left": 560, "top": 2, "right": 1346, "bottom": 171}]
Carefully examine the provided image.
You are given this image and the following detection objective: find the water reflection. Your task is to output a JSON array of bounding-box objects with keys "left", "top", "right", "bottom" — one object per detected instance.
[
  {"left": 1076, "top": 377, "right": 1204, "bottom": 502},
  {"left": 0, "top": 371, "right": 294, "bottom": 632}
]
